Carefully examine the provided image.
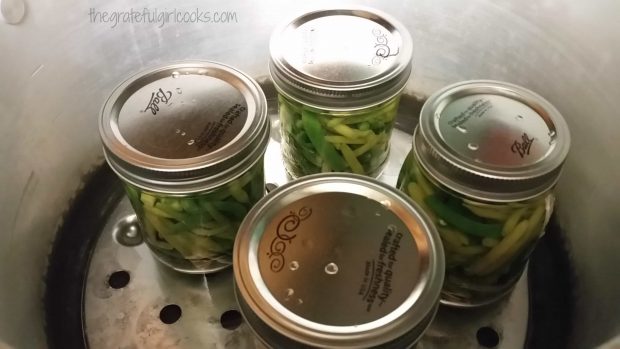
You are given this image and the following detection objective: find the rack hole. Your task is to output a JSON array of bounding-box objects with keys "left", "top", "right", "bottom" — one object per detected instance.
[
  {"left": 220, "top": 310, "right": 243, "bottom": 330},
  {"left": 476, "top": 326, "right": 500, "bottom": 348},
  {"left": 159, "top": 304, "right": 182, "bottom": 324},
  {"left": 107, "top": 270, "right": 130, "bottom": 289}
]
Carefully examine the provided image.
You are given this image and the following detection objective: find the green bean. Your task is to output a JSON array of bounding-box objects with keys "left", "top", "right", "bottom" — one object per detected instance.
[
  {"left": 278, "top": 94, "right": 399, "bottom": 176},
  {"left": 127, "top": 160, "right": 264, "bottom": 264},
  {"left": 466, "top": 220, "right": 529, "bottom": 275},
  {"left": 425, "top": 195, "right": 503, "bottom": 238},
  {"left": 302, "top": 111, "right": 347, "bottom": 171}
]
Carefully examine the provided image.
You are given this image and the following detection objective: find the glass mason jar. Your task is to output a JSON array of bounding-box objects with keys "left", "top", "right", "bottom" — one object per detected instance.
[
  {"left": 397, "top": 80, "right": 571, "bottom": 306},
  {"left": 99, "top": 61, "right": 270, "bottom": 274},
  {"left": 269, "top": 7, "right": 413, "bottom": 178},
  {"left": 234, "top": 173, "right": 444, "bottom": 348}
]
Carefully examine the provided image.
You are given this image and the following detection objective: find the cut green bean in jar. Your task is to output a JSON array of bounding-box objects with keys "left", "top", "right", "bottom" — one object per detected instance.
[
  {"left": 397, "top": 151, "right": 551, "bottom": 302},
  {"left": 279, "top": 94, "right": 399, "bottom": 177},
  {"left": 269, "top": 7, "right": 412, "bottom": 178},
  {"left": 401, "top": 80, "right": 570, "bottom": 306},
  {"left": 124, "top": 162, "right": 264, "bottom": 265},
  {"left": 99, "top": 61, "right": 270, "bottom": 273}
]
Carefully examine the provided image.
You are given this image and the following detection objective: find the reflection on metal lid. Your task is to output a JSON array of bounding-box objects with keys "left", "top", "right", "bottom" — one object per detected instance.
[
  {"left": 269, "top": 7, "right": 413, "bottom": 109},
  {"left": 117, "top": 74, "right": 248, "bottom": 159},
  {"left": 416, "top": 80, "right": 571, "bottom": 202},
  {"left": 99, "top": 61, "right": 269, "bottom": 193},
  {"left": 234, "top": 174, "right": 443, "bottom": 348}
]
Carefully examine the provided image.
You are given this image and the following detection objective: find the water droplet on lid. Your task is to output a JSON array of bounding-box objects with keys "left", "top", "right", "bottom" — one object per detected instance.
[
  {"left": 171, "top": 71, "right": 180, "bottom": 78},
  {"left": 286, "top": 288, "right": 294, "bottom": 297},
  {"left": 297, "top": 299, "right": 304, "bottom": 305},
  {"left": 387, "top": 224, "right": 397, "bottom": 233},
  {"left": 187, "top": 139, "right": 195, "bottom": 146},
  {"left": 456, "top": 125, "right": 468, "bottom": 133},
  {"left": 325, "top": 262, "right": 339, "bottom": 275},
  {"left": 375, "top": 212, "right": 381, "bottom": 217},
  {"left": 438, "top": 219, "right": 448, "bottom": 226},
  {"left": 1, "top": 0, "right": 26, "bottom": 25},
  {"left": 468, "top": 143, "right": 479, "bottom": 151},
  {"left": 176, "top": 88, "right": 182, "bottom": 94},
  {"left": 380, "top": 200, "right": 391, "bottom": 208},
  {"left": 175, "top": 129, "right": 181, "bottom": 134},
  {"left": 289, "top": 261, "right": 299, "bottom": 271},
  {"left": 181, "top": 132, "right": 186, "bottom": 136}
]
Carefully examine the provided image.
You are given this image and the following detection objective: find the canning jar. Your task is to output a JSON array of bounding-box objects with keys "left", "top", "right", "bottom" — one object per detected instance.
[
  {"left": 269, "top": 8, "right": 413, "bottom": 178},
  {"left": 397, "top": 80, "right": 570, "bottom": 306},
  {"left": 99, "top": 61, "right": 270, "bottom": 274},
  {"left": 234, "top": 174, "right": 444, "bottom": 348}
]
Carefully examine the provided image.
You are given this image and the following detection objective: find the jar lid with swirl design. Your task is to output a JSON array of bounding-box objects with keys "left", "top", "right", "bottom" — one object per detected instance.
[
  {"left": 233, "top": 173, "right": 444, "bottom": 348},
  {"left": 269, "top": 7, "right": 413, "bottom": 110}
]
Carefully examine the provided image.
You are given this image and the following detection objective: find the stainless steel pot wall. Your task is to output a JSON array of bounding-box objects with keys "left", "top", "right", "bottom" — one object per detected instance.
[{"left": 0, "top": 1, "right": 618, "bottom": 348}]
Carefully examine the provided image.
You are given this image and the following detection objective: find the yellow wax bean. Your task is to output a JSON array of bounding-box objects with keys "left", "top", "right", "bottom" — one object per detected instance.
[
  {"left": 326, "top": 117, "right": 345, "bottom": 128},
  {"left": 464, "top": 204, "right": 511, "bottom": 221},
  {"left": 340, "top": 143, "right": 365, "bottom": 174},
  {"left": 439, "top": 226, "right": 470, "bottom": 246},
  {"left": 413, "top": 166, "right": 434, "bottom": 196},
  {"left": 502, "top": 207, "right": 528, "bottom": 236},
  {"left": 482, "top": 238, "right": 500, "bottom": 247},
  {"left": 467, "top": 219, "right": 529, "bottom": 275},
  {"left": 407, "top": 182, "right": 426, "bottom": 203},
  {"left": 523, "top": 204, "right": 546, "bottom": 242},
  {"left": 353, "top": 133, "right": 379, "bottom": 156},
  {"left": 438, "top": 227, "right": 472, "bottom": 250},
  {"left": 331, "top": 123, "right": 371, "bottom": 139},
  {"left": 407, "top": 182, "right": 438, "bottom": 222},
  {"left": 228, "top": 181, "right": 250, "bottom": 203},
  {"left": 324, "top": 135, "right": 366, "bottom": 144}
]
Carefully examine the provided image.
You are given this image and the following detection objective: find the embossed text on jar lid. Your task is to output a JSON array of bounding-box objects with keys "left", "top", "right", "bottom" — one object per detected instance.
[
  {"left": 99, "top": 61, "right": 269, "bottom": 194},
  {"left": 269, "top": 7, "right": 413, "bottom": 110},
  {"left": 415, "top": 80, "right": 571, "bottom": 202},
  {"left": 234, "top": 174, "right": 444, "bottom": 348}
]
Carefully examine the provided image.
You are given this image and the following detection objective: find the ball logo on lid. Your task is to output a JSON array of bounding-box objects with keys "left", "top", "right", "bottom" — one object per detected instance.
[
  {"left": 510, "top": 132, "right": 536, "bottom": 158},
  {"left": 143, "top": 87, "right": 173, "bottom": 115}
]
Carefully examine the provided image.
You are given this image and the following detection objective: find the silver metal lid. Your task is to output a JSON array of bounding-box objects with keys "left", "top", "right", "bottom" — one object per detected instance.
[
  {"left": 415, "top": 80, "right": 571, "bottom": 202},
  {"left": 234, "top": 174, "right": 443, "bottom": 348},
  {"left": 269, "top": 7, "right": 413, "bottom": 110},
  {"left": 99, "top": 61, "right": 269, "bottom": 194}
]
